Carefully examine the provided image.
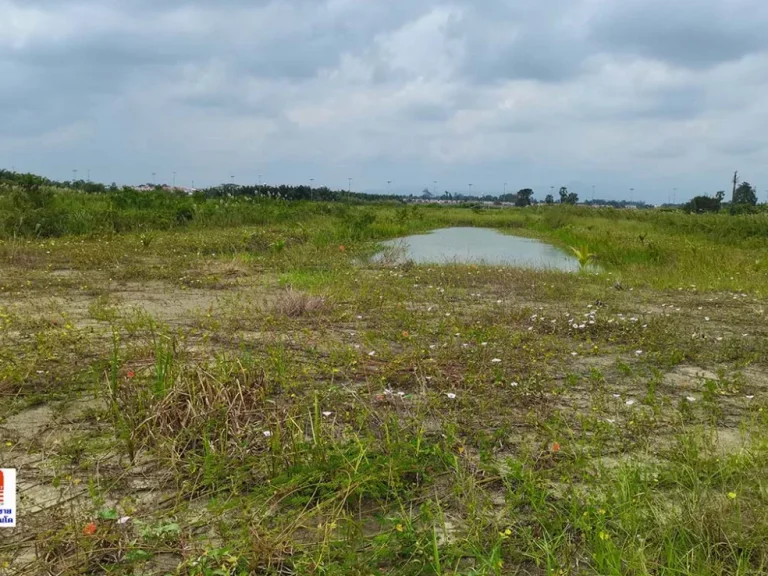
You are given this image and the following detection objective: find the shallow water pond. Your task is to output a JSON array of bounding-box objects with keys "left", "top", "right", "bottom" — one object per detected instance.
[{"left": 375, "top": 227, "right": 580, "bottom": 271}]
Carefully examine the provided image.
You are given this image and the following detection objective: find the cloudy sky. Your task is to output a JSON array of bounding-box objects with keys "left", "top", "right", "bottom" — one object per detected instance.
[{"left": 2, "top": 0, "right": 768, "bottom": 203}]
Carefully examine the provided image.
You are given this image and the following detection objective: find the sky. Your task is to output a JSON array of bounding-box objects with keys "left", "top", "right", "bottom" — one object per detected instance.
[{"left": 2, "top": 0, "right": 768, "bottom": 203}]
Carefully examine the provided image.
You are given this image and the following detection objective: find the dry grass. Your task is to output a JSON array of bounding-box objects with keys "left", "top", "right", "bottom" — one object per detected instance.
[{"left": 271, "top": 288, "right": 328, "bottom": 317}]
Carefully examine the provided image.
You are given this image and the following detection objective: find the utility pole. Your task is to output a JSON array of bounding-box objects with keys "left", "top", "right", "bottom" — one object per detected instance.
[
  {"left": 348, "top": 177, "right": 352, "bottom": 192},
  {"left": 673, "top": 188, "right": 677, "bottom": 204},
  {"left": 258, "top": 174, "right": 262, "bottom": 186},
  {"left": 387, "top": 180, "right": 391, "bottom": 194},
  {"left": 152, "top": 172, "right": 156, "bottom": 185},
  {"left": 73, "top": 169, "right": 77, "bottom": 182},
  {"left": 504, "top": 182, "right": 507, "bottom": 196},
  {"left": 468, "top": 183, "right": 473, "bottom": 195},
  {"left": 433, "top": 180, "right": 437, "bottom": 196},
  {"left": 192, "top": 180, "right": 195, "bottom": 190},
  {"left": 550, "top": 185, "right": 555, "bottom": 199},
  {"left": 592, "top": 185, "right": 595, "bottom": 202},
  {"left": 173, "top": 172, "right": 176, "bottom": 188},
  {"left": 630, "top": 188, "right": 635, "bottom": 204},
  {"left": 87, "top": 169, "right": 91, "bottom": 182},
  {"left": 231, "top": 175, "right": 235, "bottom": 185},
  {"left": 310, "top": 178, "right": 314, "bottom": 188},
  {"left": 732, "top": 171, "right": 739, "bottom": 203}
]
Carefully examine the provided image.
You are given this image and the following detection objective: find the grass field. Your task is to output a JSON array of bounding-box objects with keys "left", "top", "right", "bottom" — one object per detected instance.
[{"left": 2, "top": 196, "right": 768, "bottom": 575}]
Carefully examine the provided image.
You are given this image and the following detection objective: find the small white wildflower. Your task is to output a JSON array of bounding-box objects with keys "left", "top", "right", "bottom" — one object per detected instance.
[
  {"left": 579, "top": 324, "right": 586, "bottom": 329},
  {"left": 605, "top": 419, "right": 616, "bottom": 424},
  {"left": 322, "top": 411, "right": 332, "bottom": 417},
  {"left": 368, "top": 351, "right": 376, "bottom": 357},
  {"left": 510, "top": 381, "right": 519, "bottom": 387},
  {"left": 263, "top": 430, "right": 273, "bottom": 438},
  {"left": 625, "top": 399, "right": 636, "bottom": 406},
  {"left": 746, "top": 395, "right": 755, "bottom": 400},
  {"left": 705, "top": 317, "right": 710, "bottom": 321},
  {"left": 716, "top": 337, "right": 723, "bottom": 341},
  {"left": 635, "top": 350, "right": 643, "bottom": 355},
  {"left": 481, "top": 342, "right": 488, "bottom": 346},
  {"left": 491, "top": 358, "right": 502, "bottom": 363},
  {"left": 686, "top": 396, "right": 696, "bottom": 402},
  {"left": 357, "top": 315, "right": 363, "bottom": 319},
  {"left": 571, "top": 352, "right": 578, "bottom": 357},
  {"left": 446, "top": 392, "right": 457, "bottom": 399},
  {"left": 572, "top": 323, "right": 579, "bottom": 329},
  {"left": 117, "top": 516, "right": 131, "bottom": 525},
  {"left": 445, "top": 313, "right": 451, "bottom": 317}
]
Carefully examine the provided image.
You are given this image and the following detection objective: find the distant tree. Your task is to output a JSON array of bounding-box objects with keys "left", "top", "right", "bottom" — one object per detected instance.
[
  {"left": 733, "top": 182, "right": 757, "bottom": 206},
  {"left": 685, "top": 194, "right": 722, "bottom": 213},
  {"left": 421, "top": 188, "right": 433, "bottom": 199},
  {"left": 558, "top": 187, "right": 578, "bottom": 205},
  {"left": 545, "top": 194, "right": 554, "bottom": 204},
  {"left": 514, "top": 188, "right": 534, "bottom": 207}
]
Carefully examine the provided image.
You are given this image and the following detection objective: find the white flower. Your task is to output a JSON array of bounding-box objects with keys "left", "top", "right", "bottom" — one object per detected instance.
[
  {"left": 481, "top": 342, "right": 488, "bottom": 346},
  {"left": 579, "top": 324, "right": 586, "bottom": 329},
  {"left": 263, "top": 430, "right": 273, "bottom": 438},
  {"left": 491, "top": 358, "right": 502, "bottom": 363},
  {"left": 322, "top": 411, "right": 332, "bottom": 417},
  {"left": 368, "top": 351, "right": 376, "bottom": 357},
  {"left": 572, "top": 323, "right": 579, "bottom": 329},
  {"left": 571, "top": 352, "right": 578, "bottom": 356},
  {"left": 510, "top": 381, "right": 519, "bottom": 387},
  {"left": 635, "top": 350, "right": 643, "bottom": 355},
  {"left": 117, "top": 516, "right": 131, "bottom": 525},
  {"left": 625, "top": 399, "right": 636, "bottom": 406},
  {"left": 613, "top": 394, "right": 621, "bottom": 398},
  {"left": 357, "top": 315, "right": 363, "bottom": 319},
  {"left": 685, "top": 396, "right": 696, "bottom": 402},
  {"left": 605, "top": 419, "right": 616, "bottom": 424},
  {"left": 746, "top": 395, "right": 755, "bottom": 400},
  {"left": 446, "top": 393, "right": 457, "bottom": 399},
  {"left": 716, "top": 337, "right": 723, "bottom": 341},
  {"left": 705, "top": 317, "right": 710, "bottom": 321}
]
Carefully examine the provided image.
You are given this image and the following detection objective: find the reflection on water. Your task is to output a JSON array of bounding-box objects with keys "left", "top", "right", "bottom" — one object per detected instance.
[{"left": 374, "top": 227, "right": 580, "bottom": 271}]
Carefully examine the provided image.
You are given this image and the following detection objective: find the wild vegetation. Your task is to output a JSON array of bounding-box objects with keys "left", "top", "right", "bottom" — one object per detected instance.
[{"left": 1, "top": 179, "right": 768, "bottom": 574}]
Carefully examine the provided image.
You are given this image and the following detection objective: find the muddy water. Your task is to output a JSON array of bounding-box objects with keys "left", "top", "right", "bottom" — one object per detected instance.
[{"left": 375, "top": 227, "right": 580, "bottom": 271}]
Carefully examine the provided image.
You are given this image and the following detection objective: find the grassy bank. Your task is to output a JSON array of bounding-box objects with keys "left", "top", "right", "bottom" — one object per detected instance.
[{"left": 1, "top": 197, "right": 768, "bottom": 575}]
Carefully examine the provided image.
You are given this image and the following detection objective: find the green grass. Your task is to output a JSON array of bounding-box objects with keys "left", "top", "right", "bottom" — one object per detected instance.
[{"left": 1, "top": 192, "right": 768, "bottom": 574}]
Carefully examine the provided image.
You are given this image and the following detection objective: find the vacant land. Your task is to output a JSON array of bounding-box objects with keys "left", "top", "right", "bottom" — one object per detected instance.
[{"left": 1, "top": 198, "right": 768, "bottom": 575}]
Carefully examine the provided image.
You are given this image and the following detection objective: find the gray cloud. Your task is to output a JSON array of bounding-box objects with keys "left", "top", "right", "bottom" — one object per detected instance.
[
  {"left": 591, "top": 0, "right": 768, "bottom": 69},
  {"left": 1, "top": 0, "right": 768, "bottom": 202}
]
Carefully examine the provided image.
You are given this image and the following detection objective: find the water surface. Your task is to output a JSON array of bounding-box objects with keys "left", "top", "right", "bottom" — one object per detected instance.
[{"left": 375, "top": 227, "right": 579, "bottom": 271}]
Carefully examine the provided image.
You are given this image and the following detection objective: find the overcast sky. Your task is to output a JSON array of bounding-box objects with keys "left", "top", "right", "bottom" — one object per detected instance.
[{"left": 2, "top": 0, "right": 768, "bottom": 202}]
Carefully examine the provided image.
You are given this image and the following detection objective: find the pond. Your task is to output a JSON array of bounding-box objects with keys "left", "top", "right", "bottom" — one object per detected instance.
[{"left": 374, "top": 227, "right": 580, "bottom": 271}]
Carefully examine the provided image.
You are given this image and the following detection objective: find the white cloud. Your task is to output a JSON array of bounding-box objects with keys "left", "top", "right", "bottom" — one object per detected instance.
[{"left": 2, "top": 0, "right": 768, "bottom": 201}]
